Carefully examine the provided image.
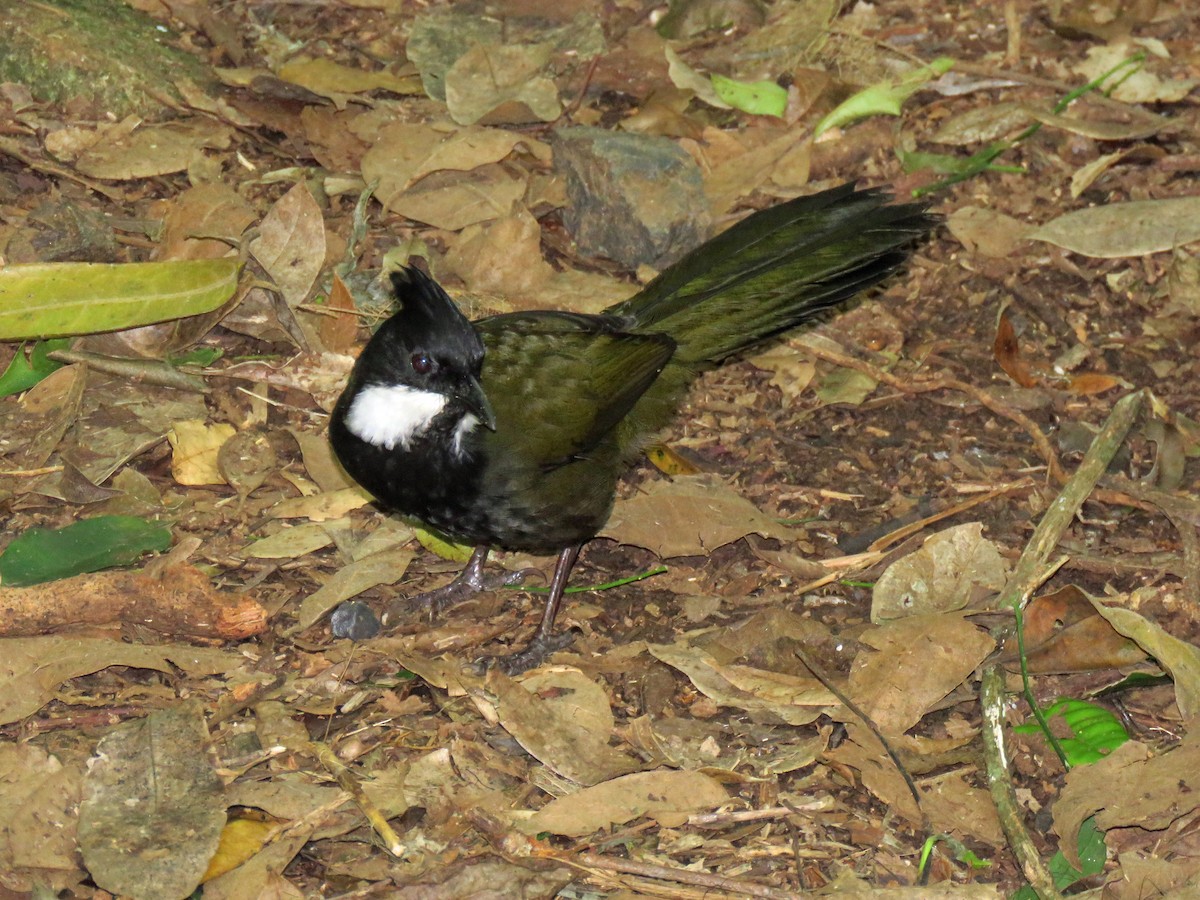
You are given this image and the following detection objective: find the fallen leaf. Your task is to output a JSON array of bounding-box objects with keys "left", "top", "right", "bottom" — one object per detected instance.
[
  {"left": 871, "top": 522, "right": 1011, "bottom": 621},
  {"left": 1029, "top": 197, "right": 1200, "bottom": 258},
  {"left": 75, "top": 119, "right": 233, "bottom": 179},
  {"left": 79, "top": 703, "right": 225, "bottom": 900},
  {"left": 601, "top": 473, "right": 793, "bottom": 557},
  {"left": 250, "top": 181, "right": 326, "bottom": 309},
  {"left": 168, "top": 419, "right": 236, "bottom": 486},
  {"left": 444, "top": 42, "right": 560, "bottom": 125},
  {"left": 992, "top": 309, "right": 1038, "bottom": 388},
  {"left": 276, "top": 57, "right": 421, "bottom": 102},
  {"left": 1089, "top": 588, "right": 1200, "bottom": 723},
  {"left": 520, "top": 769, "right": 728, "bottom": 836},
  {"left": 477, "top": 668, "right": 639, "bottom": 786}
]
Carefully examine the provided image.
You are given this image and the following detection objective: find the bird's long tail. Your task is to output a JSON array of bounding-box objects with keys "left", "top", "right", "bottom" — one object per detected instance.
[{"left": 605, "top": 183, "right": 934, "bottom": 365}]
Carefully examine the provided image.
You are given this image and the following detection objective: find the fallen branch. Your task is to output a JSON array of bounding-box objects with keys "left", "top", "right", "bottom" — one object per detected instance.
[{"left": 0, "top": 563, "right": 267, "bottom": 641}]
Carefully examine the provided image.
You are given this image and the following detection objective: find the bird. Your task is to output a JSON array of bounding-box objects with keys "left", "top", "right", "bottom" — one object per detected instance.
[{"left": 329, "top": 182, "right": 935, "bottom": 672}]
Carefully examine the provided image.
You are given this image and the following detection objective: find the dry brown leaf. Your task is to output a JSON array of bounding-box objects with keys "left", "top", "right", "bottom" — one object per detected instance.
[
  {"left": 1074, "top": 42, "right": 1197, "bottom": 104},
  {"left": 1000, "top": 584, "right": 1146, "bottom": 673},
  {"left": 519, "top": 769, "right": 728, "bottom": 837},
  {"left": 601, "top": 473, "right": 793, "bottom": 558},
  {"left": 476, "top": 668, "right": 640, "bottom": 786},
  {"left": 168, "top": 419, "right": 236, "bottom": 486},
  {"left": 243, "top": 523, "right": 334, "bottom": 560},
  {"left": 0, "top": 636, "right": 242, "bottom": 725},
  {"left": 649, "top": 640, "right": 835, "bottom": 726},
  {"left": 1068, "top": 372, "right": 1121, "bottom": 395},
  {"left": 75, "top": 119, "right": 234, "bottom": 180},
  {"left": 444, "top": 205, "right": 554, "bottom": 296},
  {"left": 1089, "top": 589, "right": 1200, "bottom": 722},
  {"left": 871, "top": 522, "right": 1011, "bottom": 621},
  {"left": 268, "top": 486, "right": 373, "bottom": 521},
  {"left": 848, "top": 613, "right": 995, "bottom": 736},
  {"left": 992, "top": 309, "right": 1038, "bottom": 388},
  {"left": 153, "top": 183, "right": 257, "bottom": 261},
  {"left": 389, "top": 164, "right": 527, "bottom": 231},
  {"left": 946, "top": 206, "right": 1032, "bottom": 258},
  {"left": 293, "top": 546, "right": 415, "bottom": 630},
  {"left": 250, "top": 181, "right": 326, "bottom": 309},
  {"left": 0, "top": 743, "right": 84, "bottom": 891},
  {"left": 444, "top": 42, "right": 560, "bottom": 125},
  {"left": 1054, "top": 737, "right": 1200, "bottom": 868},
  {"left": 317, "top": 274, "right": 361, "bottom": 355},
  {"left": 1029, "top": 196, "right": 1200, "bottom": 258},
  {"left": 276, "top": 57, "right": 421, "bottom": 102}
]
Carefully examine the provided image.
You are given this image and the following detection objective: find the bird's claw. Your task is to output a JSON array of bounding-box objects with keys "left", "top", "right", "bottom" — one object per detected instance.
[{"left": 487, "top": 629, "right": 576, "bottom": 675}]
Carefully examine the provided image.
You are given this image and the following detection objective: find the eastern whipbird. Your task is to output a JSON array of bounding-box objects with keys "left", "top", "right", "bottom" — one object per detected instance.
[{"left": 329, "top": 183, "right": 935, "bottom": 672}]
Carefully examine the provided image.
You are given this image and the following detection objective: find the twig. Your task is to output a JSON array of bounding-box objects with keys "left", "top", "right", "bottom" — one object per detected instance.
[
  {"left": 572, "top": 852, "right": 800, "bottom": 899},
  {"left": 47, "top": 349, "right": 209, "bottom": 392},
  {"left": 980, "top": 667, "right": 1063, "bottom": 900},
  {"left": 797, "top": 342, "right": 1066, "bottom": 482},
  {"left": 793, "top": 645, "right": 929, "bottom": 838},
  {"left": 687, "top": 802, "right": 827, "bottom": 827},
  {"left": 979, "top": 390, "right": 1145, "bottom": 899},
  {"left": 996, "top": 390, "right": 1145, "bottom": 610},
  {"left": 305, "top": 738, "right": 404, "bottom": 857},
  {"left": 867, "top": 479, "right": 1035, "bottom": 553}
]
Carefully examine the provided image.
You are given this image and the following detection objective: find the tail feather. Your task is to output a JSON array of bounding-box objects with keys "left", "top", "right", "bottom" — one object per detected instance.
[{"left": 606, "top": 184, "right": 934, "bottom": 365}]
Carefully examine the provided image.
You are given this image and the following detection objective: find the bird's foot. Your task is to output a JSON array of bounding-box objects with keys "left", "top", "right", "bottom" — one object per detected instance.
[
  {"left": 414, "top": 565, "right": 536, "bottom": 615},
  {"left": 380, "top": 545, "right": 542, "bottom": 627},
  {"left": 470, "top": 629, "right": 576, "bottom": 676}
]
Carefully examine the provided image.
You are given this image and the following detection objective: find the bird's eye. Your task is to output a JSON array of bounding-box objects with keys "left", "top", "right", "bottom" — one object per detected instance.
[{"left": 411, "top": 352, "right": 434, "bottom": 375}]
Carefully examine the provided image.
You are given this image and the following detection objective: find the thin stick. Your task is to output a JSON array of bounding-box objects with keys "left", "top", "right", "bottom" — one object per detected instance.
[{"left": 573, "top": 852, "right": 800, "bottom": 899}]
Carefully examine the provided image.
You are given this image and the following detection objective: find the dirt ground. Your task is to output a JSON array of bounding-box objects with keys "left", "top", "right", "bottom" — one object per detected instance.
[{"left": 1, "top": 0, "right": 1199, "bottom": 897}]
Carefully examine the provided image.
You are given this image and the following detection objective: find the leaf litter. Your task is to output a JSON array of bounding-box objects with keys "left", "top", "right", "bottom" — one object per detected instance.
[{"left": 0, "top": 0, "right": 1198, "bottom": 897}]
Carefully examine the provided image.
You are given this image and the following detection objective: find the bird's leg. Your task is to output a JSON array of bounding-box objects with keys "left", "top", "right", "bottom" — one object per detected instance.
[
  {"left": 496, "top": 544, "right": 581, "bottom": 675},
  {"left": 381, "top": 545, "right": 535, "bottom": 626}
]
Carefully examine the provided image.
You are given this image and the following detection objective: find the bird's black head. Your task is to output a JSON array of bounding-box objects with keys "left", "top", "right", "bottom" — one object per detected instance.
[{"left": 335, "top": 267, "right": 495, "bottom": 454}]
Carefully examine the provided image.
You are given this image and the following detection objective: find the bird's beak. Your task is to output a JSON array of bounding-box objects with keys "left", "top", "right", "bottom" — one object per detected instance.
[{"left": 458, "top": 375, "right": 497, "bottom": 431}]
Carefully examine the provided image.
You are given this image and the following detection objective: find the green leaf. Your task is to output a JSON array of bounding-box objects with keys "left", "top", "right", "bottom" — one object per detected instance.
[
  {"left": 710, "top": 74, "right": 787, "bottom": 117},
  {"left": 413, "top": 525, "right": 475, "bottom": 563},
  {"left": 815, "top": 57, "right": 954, "bottom": 137},
  {"left": 0, "top": 516, "right": 172, "bottom": 586},
  {"left": 0, "top": 259, "right": 240, "bottom": 340},
  {"left": 1015, "top": 698, "right": 1129, "bottom": 766},
  {"left": 1074, "top": 815, "right": 1108, "bottom": 876},
  {"left": 1045, "top": 816, "right": 1107, "bottom": 890},
  {"left": 0, "top": 338, "right": 70, "bottom": 397}
]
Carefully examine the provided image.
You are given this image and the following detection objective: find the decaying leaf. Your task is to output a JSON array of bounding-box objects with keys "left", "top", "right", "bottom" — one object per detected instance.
[
  {"left": 1029, "top": 197, "right": 1200, "bottom": 258},
  {"left": 168, "top": 419, "right": 236, "bottom": 486},
  {"left": 519, "top": 768, "right": 728, "bottom": 837},
  {"left": 78, "top": 703, "right": 225, "bottom": 900},
  {"left": 872, "top": 523, "right": 1010, "bottom": 621},
  {"left": 601, "top": 473, "right": 793, "bottom": 558}
]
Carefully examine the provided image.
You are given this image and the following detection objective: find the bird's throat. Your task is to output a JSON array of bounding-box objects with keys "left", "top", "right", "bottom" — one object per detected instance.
[{"left": 343, "top": 382, "right": 447, "bottom": 451}]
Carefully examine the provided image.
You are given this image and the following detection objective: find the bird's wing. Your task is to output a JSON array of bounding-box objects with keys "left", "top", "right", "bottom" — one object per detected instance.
[{"left": 477, "top": 313, "right": 676, "bottom": 468}]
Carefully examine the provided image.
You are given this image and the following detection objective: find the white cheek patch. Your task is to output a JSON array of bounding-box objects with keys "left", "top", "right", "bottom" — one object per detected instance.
[{"left": 344, "top": 383, "right": 447, "bottom": 450}]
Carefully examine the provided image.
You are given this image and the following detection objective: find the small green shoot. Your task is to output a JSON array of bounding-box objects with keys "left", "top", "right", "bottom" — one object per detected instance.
[{"left": 917, "top": 833, "right": 992, "bottom": 880}]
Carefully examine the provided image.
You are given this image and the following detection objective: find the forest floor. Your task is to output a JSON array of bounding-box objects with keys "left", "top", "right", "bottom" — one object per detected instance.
[{"left": 1, "top": 0, "right": 1198, "bottom": 897}]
